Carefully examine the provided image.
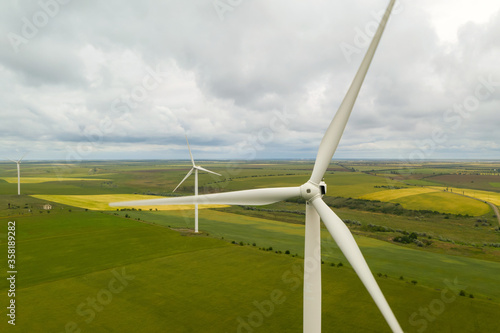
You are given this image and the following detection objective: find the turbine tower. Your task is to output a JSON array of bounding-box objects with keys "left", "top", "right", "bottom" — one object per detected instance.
[
  {"left": 173, "top": 135, "right": 221, "bottom": 233},
  {"left": 8, "top": 153, "right": 27, "bottom": 196},
  {"left": 111, "top": 1, "right": 401, "bottom": 331}
]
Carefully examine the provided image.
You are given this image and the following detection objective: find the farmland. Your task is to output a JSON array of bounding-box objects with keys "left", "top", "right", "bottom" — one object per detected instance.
[
  {"left": 1, "top": 160, "right": 500, "bottom": 332},
  {"left": 30, "top": 194, "right": 228, "bottom": 211},
  {"left": 360, "top": 188, "right": 491, "bottom": 216}
]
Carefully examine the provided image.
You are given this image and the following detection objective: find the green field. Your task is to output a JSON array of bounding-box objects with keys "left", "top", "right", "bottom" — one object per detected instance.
[
  {"left": 1, "top": 160, "right": 500, "bottom": 332},
  {"left": 219, "top": 172, "right": 405, "bottom": 198},
  {"left": 127, "top": 209, "right": 500, "bottom": 298},
  {"left": 2, "top": 208, "right": 500, "bottom": 332}
]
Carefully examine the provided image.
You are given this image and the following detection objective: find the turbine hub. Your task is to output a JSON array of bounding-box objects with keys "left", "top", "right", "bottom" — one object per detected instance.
[{"left": 300, "top": 181, "right": 322, "bottom": 201}]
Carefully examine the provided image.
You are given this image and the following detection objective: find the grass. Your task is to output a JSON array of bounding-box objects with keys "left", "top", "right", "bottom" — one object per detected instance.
[
  {"left": 2, "top": 208, "right": 500, "bottom": 332},
  {"left": 2, "top": 160, "right": 500, "bottom": 331},
  {"left": 216, "top": 203, "right": 500, "bottom": 254},
  {"left": 118, "top": 209, "right": 500, "bottom": 300},
  {"left": 1, "top": 211, "right": 226, "bottom": 288}
]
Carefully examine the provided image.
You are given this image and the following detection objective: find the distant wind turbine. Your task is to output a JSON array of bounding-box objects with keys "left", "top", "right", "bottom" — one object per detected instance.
[
  {"left": 172, "top": 136, "right": 221, "bottom": 233},
  {"left": 8, "top": 153, "right": 27, "bottom": 196},
  {"left": 111, "top": 1, "right": 402, "bottom": 332}
]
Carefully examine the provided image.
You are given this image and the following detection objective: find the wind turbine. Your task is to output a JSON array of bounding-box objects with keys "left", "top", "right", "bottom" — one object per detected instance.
[
  {"left": 7, "top": 153, "right": 27, "bottom": 196},
  {"left": 111, "top": 1, "right": 402, "bottom": 332},
  {"left": 173, "top": 135, "right": 221, "bottom": 233}
]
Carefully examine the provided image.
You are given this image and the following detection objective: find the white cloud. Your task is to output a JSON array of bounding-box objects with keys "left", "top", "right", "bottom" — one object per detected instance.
[{"left": 0, "top": 0, "right": 499, "bottom": 161}]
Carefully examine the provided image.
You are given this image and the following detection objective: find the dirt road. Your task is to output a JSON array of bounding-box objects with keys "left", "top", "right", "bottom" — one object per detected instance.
[{"left": 486, "top": 202, "right": 500, "bottom": 227}]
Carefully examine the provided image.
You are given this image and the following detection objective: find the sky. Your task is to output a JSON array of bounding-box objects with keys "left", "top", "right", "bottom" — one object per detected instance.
[{"left": 1, "top": 0, "right": 499, "bottom": 162}]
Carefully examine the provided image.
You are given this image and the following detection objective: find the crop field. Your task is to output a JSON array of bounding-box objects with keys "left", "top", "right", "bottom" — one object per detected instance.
[
  {"left": 30, "top": 194, "right": 228, "bottom": 211},
  {"left": 121, "top": 208, "right": 500, "bottom": 299},
  {"left": 394, "top": 192, "right": 491, "bottom": 216},
  {"left": 223, "top": 172, "right": 406, "bottom": 198},
  {"left": 430, "top": 187, "right": 500, "bottom": 207},
  {"left": 2, "top": 207, "right": 500, "bottom": 332},
  {"left": 427, "top": 174, "right": 500, "bottom": 192},
  {"left": 0, "top": 177, "right": 110, "bottom": 184},
  {"left": 360, "top": 187, "right": 438, "bottom": 201},
  {"left": 1, "top": 160, "right": 500, "bottom": 332},
  {"left": 360, "top": 188, "right": 491, "bottom": 216}
]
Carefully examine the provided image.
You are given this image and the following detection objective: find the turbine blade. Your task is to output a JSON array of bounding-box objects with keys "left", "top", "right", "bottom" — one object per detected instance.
[
  {"left": 172, "top": 168, "right": 194, "bottom": 193},
  {"left": 185, "top": 135, "right": 195, "bottom": 167},
  {"left": 18, "top": 152, "right": 28, "bottom": 162},
  {"left": 110, "top": 187, "right": 301, "bottom": 207},
  {"left": 310, "top": 197, "right": 403, "bottom": 333},
  {"left": 309, "top": 0, "right": 395, "bottom": 184},
  {"left": 303, "top": 202, "right": 321, "bottom": 333},
  {"left": 196, "top": 166, "right": 222, "bottom": 177}
]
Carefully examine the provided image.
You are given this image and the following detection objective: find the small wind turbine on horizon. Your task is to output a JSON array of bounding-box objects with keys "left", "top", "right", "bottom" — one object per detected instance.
[
  {"left": 7, "top": 153, "right": 27, "bottom": 196},
  {"left": 173, "top": 135, "right": 221, "bottom": 233},
  {"left": 111, "top": 1, "right": 402, "bottom": 332}
]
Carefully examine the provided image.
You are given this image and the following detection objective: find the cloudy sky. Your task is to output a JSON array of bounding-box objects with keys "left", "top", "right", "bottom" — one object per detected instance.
[{"left": 1, "top": 0, "right": 499, "bottom": 162}]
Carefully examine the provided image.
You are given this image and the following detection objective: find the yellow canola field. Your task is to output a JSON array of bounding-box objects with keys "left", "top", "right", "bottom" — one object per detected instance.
[
  {"left": 359, "top": 187, "right": 438, "bottom": 201},
  {"left": 429, "top": 187, "right": 500, "bottom": 206},
  {"left": 30, "top": 194, "right": 228, "bottom": 211},
  {"left": 1, "top": 177, "right": 109, "bottom": 184}
]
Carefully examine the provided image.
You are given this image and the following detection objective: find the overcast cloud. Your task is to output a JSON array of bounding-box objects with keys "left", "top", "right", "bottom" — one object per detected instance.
[{"left": 0, "top": 0, "right": 499, "bottom": 162}]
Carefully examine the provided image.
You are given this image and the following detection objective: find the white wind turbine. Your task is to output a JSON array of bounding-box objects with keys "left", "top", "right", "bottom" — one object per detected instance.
[
  {"left": 7, "top": 153, "right": 27, "bottom": 196},
  {"left": 111, "top": 1, "right": 402, "bottom": 332},
  {"left": 172, "top": 135, "right": 221, "bottom": 233}
]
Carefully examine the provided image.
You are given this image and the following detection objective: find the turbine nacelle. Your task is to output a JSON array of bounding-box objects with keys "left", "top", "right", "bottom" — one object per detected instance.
[{"left": 300, "top": 180, "right": 327, "bottom": 201}]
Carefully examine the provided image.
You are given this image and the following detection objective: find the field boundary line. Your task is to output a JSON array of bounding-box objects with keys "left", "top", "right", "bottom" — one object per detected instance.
[{"left": 486, "top": 202, "right": 500, "bottom": 227}]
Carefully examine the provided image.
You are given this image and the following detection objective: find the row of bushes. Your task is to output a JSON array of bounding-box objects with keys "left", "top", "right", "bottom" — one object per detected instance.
[
  {"left": 324, "top": 197, "right": 447, "bottom": 217},
  {"left": 241, "top": 206, "right": 305, "bottom": 215},
  {"left": 393, "top": 232, "right": 432, "bottom": 247},
  {"left": 373, "top": 185, "right": 407, "bottom": 189}
]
